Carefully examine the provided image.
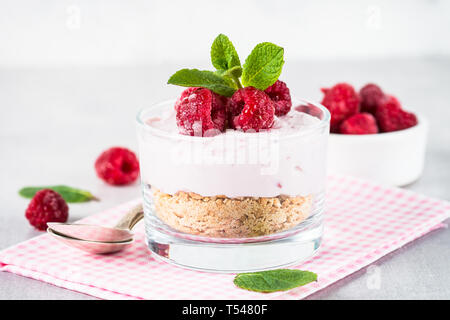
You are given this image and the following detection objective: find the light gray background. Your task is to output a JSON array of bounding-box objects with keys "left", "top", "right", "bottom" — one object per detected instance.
[
  {"left": 1, "top": 0, "right": 450, "bottom": 66},
  {"left": 1, "top": 0, "right": 449, "bottom": 299}
]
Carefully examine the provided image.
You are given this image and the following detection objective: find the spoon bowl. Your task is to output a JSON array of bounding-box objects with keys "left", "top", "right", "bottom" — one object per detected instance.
[
  {"left": 46, "top": 204, "right": 143, "bottom": 254},
  {"left": 47, "top": 228, "right": 134, "bottom": 254}
]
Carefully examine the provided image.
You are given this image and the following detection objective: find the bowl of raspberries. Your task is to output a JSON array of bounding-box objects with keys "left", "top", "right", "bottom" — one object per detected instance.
[{"left": 321, "top": 82, "right": 428, "bottom": 186}]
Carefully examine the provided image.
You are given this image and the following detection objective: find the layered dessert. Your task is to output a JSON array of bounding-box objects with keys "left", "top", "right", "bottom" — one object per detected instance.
[{"left": 137, "top": 34, "right": 329, "bottom": 239}]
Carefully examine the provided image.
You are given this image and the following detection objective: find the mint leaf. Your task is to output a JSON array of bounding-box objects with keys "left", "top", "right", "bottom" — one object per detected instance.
[
  {"left": 241, "top": 42, "right": 284, "bottom": 90},
  {"left": 210, "top": 34, "right": 241, "bottom": 72},
  {"left": 168, "top": 68, "right": 236, "bottom": 97},
  {"left": 234, "top": 269, "right": 317, "bottom": 293},
  {"left": 19, "top": 185, "right": 99, "bottom": 203}
]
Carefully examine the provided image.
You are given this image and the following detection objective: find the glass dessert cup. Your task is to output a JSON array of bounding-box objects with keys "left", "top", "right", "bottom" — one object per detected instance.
[{"left": 136, "top": 98, "right": 330, "bottom": 273}]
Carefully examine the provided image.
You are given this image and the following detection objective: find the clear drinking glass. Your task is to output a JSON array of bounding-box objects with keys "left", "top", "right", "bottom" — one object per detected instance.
[{"left": 136, "top": 97, "right": 330, "bottom": 272}]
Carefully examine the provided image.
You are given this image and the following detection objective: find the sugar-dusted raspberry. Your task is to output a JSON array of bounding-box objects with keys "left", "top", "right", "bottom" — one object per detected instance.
[
  {"left": 360, "top": 83, "right": 385, "bottom": 114},
  {"left": 174, "top": 87, "right": 227, "bottom": 136},
  {"left": 321, "top": 83, "right": 360, "bottom": 132},
  {"left": 264, "top": 80, "right": 292, "bottom": 116},
  {"left": 339, "top": 113, "right": 379, "bottom": 134},
  {"left": 227, "top": 87, "right": 275, "bottom": 132},
  {"left": 95, "top": 147, "right": 140, "bottom": 185},
  {"left": 376, "top": 95, "right": 418, "bottom": 132},
  {"left": 25, "top": 189, "right": 68, "bottom": 231}
]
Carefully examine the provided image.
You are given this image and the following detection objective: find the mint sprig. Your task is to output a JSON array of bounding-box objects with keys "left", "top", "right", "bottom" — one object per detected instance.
[
  {"left": 234, "top": 269, "right": 317, "bottom": 293},
  {"left": 241, "top": 42, "right": 284, "bottom": 90},
  {"left": 168, "top": 34, "right": 285, "bottom": 96},
  {"left": 19, "top": 185, "right": 99, "bottom": 203}
]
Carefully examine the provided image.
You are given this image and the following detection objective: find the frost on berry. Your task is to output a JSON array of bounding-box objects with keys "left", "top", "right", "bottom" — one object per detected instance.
[
  {"left": 227, "top": 87, "right": 275, "bottom": 132},
  {"left": 175, "top": 87, "right": 227, "bottom": 136}
]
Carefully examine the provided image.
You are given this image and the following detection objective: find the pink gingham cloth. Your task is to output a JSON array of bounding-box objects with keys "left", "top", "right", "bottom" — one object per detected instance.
[{"left": 1, "top": 175, "right": 449, "bottom": 300}]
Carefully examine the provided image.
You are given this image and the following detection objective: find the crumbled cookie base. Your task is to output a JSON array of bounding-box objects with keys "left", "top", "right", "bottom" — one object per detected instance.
[{"left": 152, "top": 189, "right": 313, "bottom": 238}]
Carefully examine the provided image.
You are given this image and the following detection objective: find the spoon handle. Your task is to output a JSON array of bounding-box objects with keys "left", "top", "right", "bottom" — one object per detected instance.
[{"left": 114, "top": 203, "right": 144, "bottom": 230}]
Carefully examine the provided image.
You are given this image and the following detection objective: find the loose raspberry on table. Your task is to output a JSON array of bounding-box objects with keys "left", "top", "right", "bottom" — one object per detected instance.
[
  {"left": 375, "top": 95, "right": 418, "bottom": 132},
  {"left": 25, "top": 189, "right": 68, "bottom": 231},
  {"left": 339, "top": 113, "right": 379, "bottom": 134},
  {"left": 95, "top": 147, "right": 140, "bottom": 185},
  {"left": 174, "top": 87, "right": 227, "bottom": 136},
  {"left": 321, "top": 83, "right": 360, "bottom": 132},
  {"left": 227, "top": 87, "right": 275, "bottom": 132},
  {"left": 264, "top": 80, "right": 292, "bottom": 116},
  {"left": 360, "top": 83, "right": 385, "bottom": 114}
]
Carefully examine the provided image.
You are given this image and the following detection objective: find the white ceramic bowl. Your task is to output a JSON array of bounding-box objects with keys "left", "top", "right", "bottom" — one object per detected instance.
[{"left": 327, "top": 115, "right": 428, "bottom": 186}]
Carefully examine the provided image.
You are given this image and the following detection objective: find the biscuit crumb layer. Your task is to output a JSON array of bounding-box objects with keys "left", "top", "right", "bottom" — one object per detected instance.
[{"left": 153, "top": 189, "right": 313, "bottom": 238}]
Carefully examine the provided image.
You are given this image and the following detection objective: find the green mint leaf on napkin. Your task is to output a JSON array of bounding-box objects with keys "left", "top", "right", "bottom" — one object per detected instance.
[
  {"left": 168, "top": 68, "right": 236, "bottom": 97},
  {"left": 234, "top": 269, "right": 317, "bottom": 293},
  {"left": 241, "top": 42, "right": 284, "bottom": 90},
  {"left": 210, "top": 34, "right": 241, "bottom": 72},
  {"left": 19, "top": 185, "right": 99, "bottom": 203}
]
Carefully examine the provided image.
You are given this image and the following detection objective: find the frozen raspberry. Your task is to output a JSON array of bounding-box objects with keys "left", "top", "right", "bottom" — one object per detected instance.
[
  {"left": 360, "top": 83, "right": 385, "bottom": 114},
  {"left": 25, "top": 189, "right": 68, "bottom": 231},
  {"left": 227, "top": 87, "right": 275, "bottom": 132},
  {"left": 264, "top": 80, "right": 292, "bottom": 116},
  {"left": 174, "top": 87, "right": 227, "bottom": 136},
  {"left": 321, "top": 83, "right": 360, "bottom": 132},
  {"left": 376, "top": 95, "right": 418, "bottom": 132},
  {"left": 95, "top": 147, "right": 139, "bottom": 185},
  {"left": 339, "top": 113, "right": 379, "bottom": 134}
]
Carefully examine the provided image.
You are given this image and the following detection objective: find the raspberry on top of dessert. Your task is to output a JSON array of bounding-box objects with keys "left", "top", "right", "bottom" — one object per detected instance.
[
  {"left": 228, "top": 86, "right": 276, "bottom": 132},
  {"left": 264, "top": 80, "right": 292, "bottom": 116},
  {"left": 174, "top": 87, "right": 227, "bottom": 136}
]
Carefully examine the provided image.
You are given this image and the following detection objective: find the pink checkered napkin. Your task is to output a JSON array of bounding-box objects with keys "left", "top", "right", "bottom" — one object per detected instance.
[{"left": 1, "top": 175, "right": 449, "bottom": 300}]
